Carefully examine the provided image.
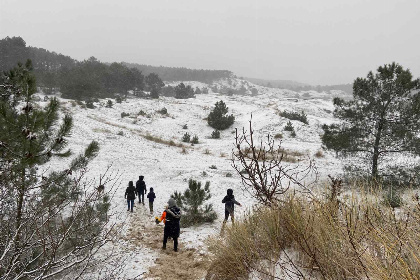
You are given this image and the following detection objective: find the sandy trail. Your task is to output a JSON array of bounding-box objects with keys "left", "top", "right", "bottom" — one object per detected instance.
[{"left": 126, "top": 204, "right": 211, "bottom": 280}]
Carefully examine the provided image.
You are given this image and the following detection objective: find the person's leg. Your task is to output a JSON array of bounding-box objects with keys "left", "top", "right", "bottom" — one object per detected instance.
[
  {"left": 221, "top": 210, "right": 229, "bottom": 234},
  {"left": 127, "top": 200, "right": 130, "bottom": 211},
  {"left": 138, "top": 192, "right": 141, "bottom": 203},
  {"left": 173, "top": 237, "right": 178, "bottom": 252},
  {"left": 231, "top": 211, "right": 235, "bottom": 224},
  {"left": 162, "top": 233, "right": 168, "bottom": 249},
  {"left": 130, "top": 200, "right": 134, "bottom": 212},
  {"left": 142, "top": 193, "right": 145, "bottom": 205},
  {"left": 149, "top": 202, "right": 153, "bottom": 213}
]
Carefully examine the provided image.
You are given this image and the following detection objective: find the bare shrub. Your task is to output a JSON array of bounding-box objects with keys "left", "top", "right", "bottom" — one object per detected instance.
[{"left": 232, "top": 120, "right": 317, "bottom": 206}]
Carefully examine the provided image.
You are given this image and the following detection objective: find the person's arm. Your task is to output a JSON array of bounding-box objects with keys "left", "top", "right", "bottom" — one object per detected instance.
[
  {"left": 233, "top": 198, "right": 241, "bottom": 206},
  {"left": 166, "top": 208, "right": 181, "bottom": 219},
  {"left": 144, "top": 184, "right": 147, "bottom": 194},
  {"left": 222, "top": 196, "right": 227, "bottom": 203},
  {"left": 124, "top": 188, "right": 127, "bottom": 199}
]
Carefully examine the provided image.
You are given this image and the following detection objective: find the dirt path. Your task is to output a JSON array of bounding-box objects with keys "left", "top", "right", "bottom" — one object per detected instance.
[{"left": 126, "top": 204, "right": 211, "bottom": 280}]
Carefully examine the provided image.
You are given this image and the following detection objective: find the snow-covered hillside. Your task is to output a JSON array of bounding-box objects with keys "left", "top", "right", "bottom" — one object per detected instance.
[{"left": 39, "top": 80, "right": 344, "bottom": 279}]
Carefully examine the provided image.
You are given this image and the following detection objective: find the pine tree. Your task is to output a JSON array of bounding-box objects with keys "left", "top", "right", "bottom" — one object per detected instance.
[
  {"left": 0, "top": 60, "right": 112, "bottom": 278},
  {"left": 207, "top": 100, "right": 235, "bottom": 130},
  {"left": 171, "top": 179, "right": 217, "bottom": 227},
  {"left": 322, "top": 62, "right": 420, "bottom": 185}
]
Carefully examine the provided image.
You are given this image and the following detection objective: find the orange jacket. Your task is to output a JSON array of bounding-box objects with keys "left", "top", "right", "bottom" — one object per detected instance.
[{"left": 159, "top": 211, "right": 166, "bottom": 224}]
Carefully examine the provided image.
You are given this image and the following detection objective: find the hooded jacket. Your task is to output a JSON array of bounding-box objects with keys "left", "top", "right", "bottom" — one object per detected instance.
[
  {"left": 163, "top": 198, "right": 181, "bottom": 238},
  {"left": 136, "top": 176, "right": 147, "bottom": 194},
  {"left": 147, "top": 188, "right": 156, "bottom": 202},
  {"left": 222, "top": 189, "right": 240, "bottom": 212},
  {"left": 125, "top": 181, "right": 136, "bottom": 200}
]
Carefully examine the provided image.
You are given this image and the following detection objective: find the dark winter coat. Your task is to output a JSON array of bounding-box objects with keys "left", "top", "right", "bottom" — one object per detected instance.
[
  {"left": 147, "top": 191, "right": 156, "bottom": 202},
  {"left": 164, "top": 206, "right": 181, "bottom": 238},
  {"left": 136, "top": 179, "right": 147, "bottom": 194},
  {"left": 125, "top": 185, "right": 136, "bottom": 200},
  {"left": 222, "top": 194, "right": 240, "bottom": 212}
]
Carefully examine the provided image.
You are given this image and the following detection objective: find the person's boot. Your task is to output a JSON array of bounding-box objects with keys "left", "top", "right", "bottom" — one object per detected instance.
[{"left": 162, "top": 244, "right": 166, "bottom": 250}]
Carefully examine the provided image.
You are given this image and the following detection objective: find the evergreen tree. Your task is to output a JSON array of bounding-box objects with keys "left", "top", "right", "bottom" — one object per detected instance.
[
  {"left": 175, "top": 82, "right": 194, "bottom": 99},
  {"left": 322, "top": 63, "right": 420, "bottom": 185},
  {"left": 0, "top": 61, "right": 112, "bottom": 278},
  {"left": 207, "top": 100, "right": 235, "bottom": 130},
  {"left": 170, "top": 179, "right": 217, "bottom": 227}
]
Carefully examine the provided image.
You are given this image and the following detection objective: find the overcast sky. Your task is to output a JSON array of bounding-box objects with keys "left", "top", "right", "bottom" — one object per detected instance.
[{"left": 1, "top": 0, "right": 419, "bottom": 85}]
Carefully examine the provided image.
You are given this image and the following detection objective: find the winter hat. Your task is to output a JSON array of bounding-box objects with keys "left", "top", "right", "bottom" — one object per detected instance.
[
  {"left": 139, "top": 175, "right": 144, "bottom": 180},
  {"left": 150, "top": 187, "right": 154, "bottom": 192},
  {"left": 129, "top": 181, "right": 134, "bottom": 187},
  {"left": 168, "top": 198, "right": 176, "bottom": 208},
  {"left": 227, "top": 189, "right": 233, "bottom": 196}
]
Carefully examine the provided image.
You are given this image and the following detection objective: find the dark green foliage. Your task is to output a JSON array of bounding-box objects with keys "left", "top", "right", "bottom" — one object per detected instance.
[
  {"left": 145, "top": 72, "right": 164, "bottom": 92},
  {"left": 191, "top": 135, "right": 199, "bottom": 144},
  {"left": 122, "top": 62, "right": 232, "bottom": 83},
  {"left": 209, "top": 165, "right": 217, "bottom": 169},
  {"left": 182, "top": 124, "right": 188, "bottom": 129},
  {"left": 116, "top": 96, "right": 122, "bottom": 103},
  {"left": 161, "top": 85, "right": 175, "bottom": 97},
  {"left": 284, "top": 121, "right": 294, "bottom": 132},
  {"left": 106, "top": 100, "right": 113, "bottom": 108},
  {"left": 175, "top": 83, "right": 195, "bottom": 99},
  {"left": 207, "top": 100, "right": 235, "bottom": 130},
  {"left": 0, "top": 61, "right": 108, "bottom": 279},
  {"left": 279, "top": 110, "right": 308, "bottom": 124},
  {"left": 170, "top": 179, "right": 217, "bottom": 227},
  {"left": 291, "top": 130, "right": 297, "bottom": 137},
  {"left": 182, "top": 132, "right": 191, "bottom": 143},
  {"left": 157, "top": 107, "right": 167, "bottom": 115},
  {"left": 150, "top": 86, "right": 160, "bottom": 99},
  {"left": 121, "top": 112, "right": 129, "bottom": 118},
  {"left": 322, "top": 63, "right": 420, "bottom": 185},
  {"left": 211, "top": 130, "right": 221, "bottom": 139},
  {"left": 86, "top": 100, "right": 95, "bottom": 109}
]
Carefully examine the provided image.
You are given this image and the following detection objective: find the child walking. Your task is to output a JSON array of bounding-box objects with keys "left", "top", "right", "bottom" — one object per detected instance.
[
  {"left": 221, "top": 188, "right": 241, "bottom": 233},
  {"left": 147, "top": 187, "right": 156, "bottom": 214}
]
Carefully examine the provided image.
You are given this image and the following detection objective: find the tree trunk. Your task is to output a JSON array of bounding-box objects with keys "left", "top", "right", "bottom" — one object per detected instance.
[{"left": 372, "top": 122, "right": 384, "bottom": 179}]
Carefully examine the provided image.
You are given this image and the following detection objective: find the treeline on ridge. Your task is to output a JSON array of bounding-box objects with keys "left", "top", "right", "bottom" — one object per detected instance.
[
  {"left": 0, "top": 36, "right": 233, "bottom": 101},
  {"left": 122, "top": 62, "right": 232, "bottom": 83}
]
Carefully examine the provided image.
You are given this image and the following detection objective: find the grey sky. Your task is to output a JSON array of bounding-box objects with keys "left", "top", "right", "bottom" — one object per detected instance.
[{"left": 1, "top": 0, "right": 419, "bottom": 85}]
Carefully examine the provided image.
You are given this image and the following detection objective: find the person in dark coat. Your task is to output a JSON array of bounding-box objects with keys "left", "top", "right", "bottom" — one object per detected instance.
[
  {"left": 161, "top": 198, "right": 181, "bottom": 252},
  {"left": 125, "top": 181, "right": 136, "bottom": 212},
  {"left": 222, "top": 188, "right": 241, "bottom": 224},
  {"left": 135, "top": 176, "right": 147, "bottom": 205},
  {"left": 147, "top": 187, "right": 156, "bottom": 214}
]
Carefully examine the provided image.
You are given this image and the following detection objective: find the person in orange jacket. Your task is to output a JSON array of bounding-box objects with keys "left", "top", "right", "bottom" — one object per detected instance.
[{"left": 155, "top": 198, "right": 181, "bottom": 251}]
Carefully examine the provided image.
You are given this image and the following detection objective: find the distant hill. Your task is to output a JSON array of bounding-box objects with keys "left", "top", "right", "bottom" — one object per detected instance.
[
  {"left": 122, "top": 62, "right": 233, "bottom": 83},
  {"left": 244, "top": 77, "right": 353, "bottom": 95}
]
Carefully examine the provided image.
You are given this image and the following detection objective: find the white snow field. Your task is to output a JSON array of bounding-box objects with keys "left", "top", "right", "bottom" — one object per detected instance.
[{"left": 40, "top": 79, "right": 345, "bottom": 279}]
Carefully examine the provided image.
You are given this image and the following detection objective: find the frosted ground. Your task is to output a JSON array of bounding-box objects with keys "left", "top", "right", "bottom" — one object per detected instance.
[{"left": 41, "top": 79, "right": 347, "bottom": 279}]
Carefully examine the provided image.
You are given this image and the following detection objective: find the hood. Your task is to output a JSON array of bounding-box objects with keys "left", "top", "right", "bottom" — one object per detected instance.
[
  {"left": 139, "top": 176, "right": 144, "bottom": 181},
  {"left": 168, "top": 198, "right": 177, "bottom": 208},
  {"left": 227, "top": 188, "right": 233, "bottom": 196}
]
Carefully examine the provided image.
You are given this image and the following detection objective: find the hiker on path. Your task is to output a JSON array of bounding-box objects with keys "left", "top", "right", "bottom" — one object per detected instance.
[
  {"left": 156, "top": 198, "right": 181, "bottom": 252},
  {"left": 125, "top": 181, "right": 137, "bottom": 212},
  {"left": 136, "top": 176, "right": 147, "bottom": 205},
  {"left": 147, "top": 187, "right": 156, "bottom": 214},
  {"left": 222, "top": 188, "right": 241, "bottom": 225}
]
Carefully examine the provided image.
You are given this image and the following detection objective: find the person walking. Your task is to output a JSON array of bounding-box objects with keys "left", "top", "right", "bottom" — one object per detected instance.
[
  {"left": 125, "top": 181, "right": 136, "bottom": 212},
  {"left": 136, "top": 176, "right": 147, "bottom": 205},
  {"left": 147, "top": 187, "right": 156, "bottom": 214},
  {"left": 221, "top": 188, "right": 241, "bottom": 233},
  {"left": 156, "top": 198, "right": 181, "bottom": 252}
]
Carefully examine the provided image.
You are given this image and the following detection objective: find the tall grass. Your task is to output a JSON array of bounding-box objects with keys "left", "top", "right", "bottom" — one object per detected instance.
[{"left": 207, "top": 188, "right": 420, "bottom": 280}]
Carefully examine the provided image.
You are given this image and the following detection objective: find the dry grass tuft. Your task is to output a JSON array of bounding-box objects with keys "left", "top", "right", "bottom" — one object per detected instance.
[{"left": 207, "top": 188, "right": 420, "bottom": 280}]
